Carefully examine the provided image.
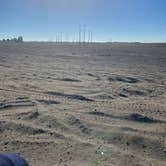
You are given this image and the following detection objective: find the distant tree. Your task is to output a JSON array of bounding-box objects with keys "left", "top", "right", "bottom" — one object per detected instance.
[
  {"left": 17, "top": 36, "right": 23, "bottom": 42},
  {"left": 1, "top": 36, "right": 23, "bottom": 43},
  {"left": 11, "top": 38, "right": 17, "bottom": 42}
]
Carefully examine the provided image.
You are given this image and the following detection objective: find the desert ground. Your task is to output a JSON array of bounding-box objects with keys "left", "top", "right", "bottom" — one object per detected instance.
[{"left": 0, "top": 42, "right": 166, "bottom": 166}]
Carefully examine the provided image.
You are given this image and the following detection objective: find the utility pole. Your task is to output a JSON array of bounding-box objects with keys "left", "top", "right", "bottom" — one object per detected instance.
[
  {"left": 56, "top": 34, "right": 58, "bottom": 43},
  {"left": 88, "top": 30, "right": 92, "bottom": 43},
  {"left": 91, "top": 31, "right": 93, "bottom": 43},
  {"left": 79, "top": 25, "right": 81, "bottom": 43},
  {"left": 83, "top": 25, "right": 86, "bottom": 43},
  {"left": 60, "top": 32, "right": 62, "bottom": 43},
  {"left": 78, "top": 25, "right": 94, "bottom": 43}
]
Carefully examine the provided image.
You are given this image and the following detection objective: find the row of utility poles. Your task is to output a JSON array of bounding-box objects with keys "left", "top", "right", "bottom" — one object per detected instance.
[
  {"left": 79, "top": 25, "right": 93, "bottom": 43},
  {"left": 55, "top": 25, "right": 93, "bottom": 43}
]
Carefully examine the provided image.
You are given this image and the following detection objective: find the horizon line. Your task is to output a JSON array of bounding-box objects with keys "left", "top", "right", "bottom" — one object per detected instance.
[{"left": 1, "top": 39, "right": 166, "bottom": 44}]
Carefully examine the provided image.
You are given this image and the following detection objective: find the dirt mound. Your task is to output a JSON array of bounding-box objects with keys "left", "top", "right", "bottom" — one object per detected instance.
[
  {"left": 94, "top": 94, "right": 114, "bottom": 100},
  {"left": 45, "top": 91, "right": 94, "bottom": 101},
  {"left": 60, "top": 78, "right": 81, "bottom": 82},
  {"left": 127, "top": 113, "right": 163, "bottom": 123},
  {"left": 37, "top": 99, "right": 60, "bottom": 105},
  {"left": 36, "top": 115, "right": 68, "bottom": 131},
  {"left": 88, "top": 111, "right": 113, "bottom": 118},
  {"left": 108, "top": 75, "right": 140, "bottom": 83},
  {"left": 0, "top": 120, "right": 65, "bottom": 139},
  {"left": 67, "top": 116, "right": 91, "bottom": 134},
  {"left": 88, "top": 111, "right": 166, "bottom": 124},
  {"left": 2, "top": 121, "right": 45, "bottom": 135},
  {"left": 25, "top": 111, "right": 40, "bottom": 120},
  {"left": 0, "top": 100, "right": 35, "bottom": 110},
  {"left": 119, "top": 88, "right": 146, "bottom": 97},
  {"left": 87, "top": 73, "right": 101, "bottom": 80},
  {"left": 119, "top": 93, "right": 128, "bottom": 98}
]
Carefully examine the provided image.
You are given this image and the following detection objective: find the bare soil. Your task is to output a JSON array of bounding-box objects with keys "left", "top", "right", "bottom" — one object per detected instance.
[{"left": 0, "top": 42, "right": 166, "bottom": 166}]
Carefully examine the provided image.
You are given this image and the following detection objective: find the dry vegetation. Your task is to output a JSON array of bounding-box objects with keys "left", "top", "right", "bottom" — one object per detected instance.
[{"left": 0, "top": 42, "right": 166, "bottom": 166}]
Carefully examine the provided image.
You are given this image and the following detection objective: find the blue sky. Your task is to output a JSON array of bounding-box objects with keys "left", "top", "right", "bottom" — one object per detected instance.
[{"left": 0, "top": 0, "right": 166, "bottom": 42}]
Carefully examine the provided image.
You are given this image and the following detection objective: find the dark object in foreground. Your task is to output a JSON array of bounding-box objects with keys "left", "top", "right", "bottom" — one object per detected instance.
[{"left": 0, "top": 153, "right": 29, "bottom": 166}]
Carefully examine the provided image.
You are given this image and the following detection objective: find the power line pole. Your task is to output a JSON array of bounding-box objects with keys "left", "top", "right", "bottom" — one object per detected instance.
[
  {"left": 88, "top": 30, "right": 90, "bottom": 43},
  {"left": 56, "top": 34, "right": 58, "bottom": 43},
  {"left": 83, "top": 25, "right": 86, "bottom": 43},
  {"left": 90, "top": 31, "right": 93, "bottom": 43},
  {"left": 88, "top": 30, "right": 92, "bottom": 43},
  {"left": 79, "top": 25, "right": 81, "bottom": 43},
  {"left": 60, "top": 32, "right": 62, "bottom": 43}
]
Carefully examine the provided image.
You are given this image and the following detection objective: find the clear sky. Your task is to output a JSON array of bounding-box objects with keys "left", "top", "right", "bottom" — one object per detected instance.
[{"left": 0, "top": 0, "right": 166, "bottom": 42}]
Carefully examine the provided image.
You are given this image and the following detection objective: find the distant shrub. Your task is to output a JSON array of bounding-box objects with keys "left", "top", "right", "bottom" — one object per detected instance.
[
  {"left": 17, "top": 36, "right": 23, "bottom": 42},
  {"left": 11, "top": 38, "right": 17, "bottom": 42},
  {"left": 1, "top": 36, "right": 23, "bottom": 43}
]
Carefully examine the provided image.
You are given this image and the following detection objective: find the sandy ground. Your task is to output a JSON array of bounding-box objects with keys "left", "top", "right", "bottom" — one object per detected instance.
[{"left": 0, "top": 42, "right": 166, "bottom": 166}]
